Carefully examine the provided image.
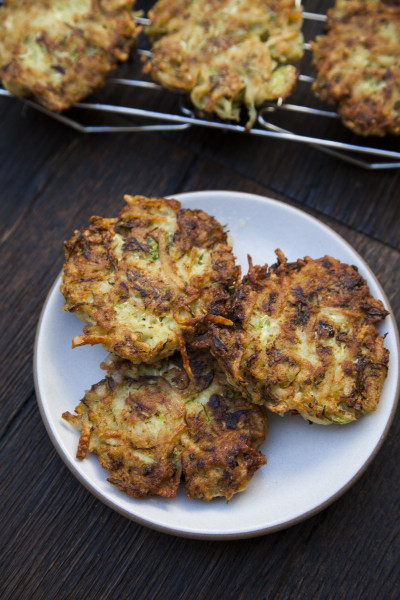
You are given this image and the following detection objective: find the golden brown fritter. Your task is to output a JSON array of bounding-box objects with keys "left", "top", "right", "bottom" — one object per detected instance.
[
  {"left": 61, "top": 195, "right": 239, "bottom": 365},
  {"left": 143, "top": 0, "right": 304, "bottom": 128},
  {"left": 330, "top": 0, "right": 400, "bottom": 18},
  {"left": 210, "top": 250, "right": 389, "bottom": 425},
  {"left": 62, "top": 350, "right": 268, "bottom": 500},
  {"left": 311, "top": 0, "right": 400, "bottom": 136},
  {"left": 0, "top": 0, "right": 140, "bottom": 111}
]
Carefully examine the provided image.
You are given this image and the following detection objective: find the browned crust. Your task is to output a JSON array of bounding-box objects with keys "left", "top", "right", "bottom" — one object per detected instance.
[
  {"left": 61, "top": 194, "right": 239, "bottom": 364},
  {"left": 0, "top": 0, "right": 140, "bottom": 111},
  {"left": 311, "top": 1, "right": 400, "bottom": 136},
  {"left": 62, "top": 349, "right": 267, "bottom": 500},
  {"left": 210, "top": 250, "right": 389, "bottom": 424},
  {"left": 143, "top": 0, "right": 303, "bottom": 128}
]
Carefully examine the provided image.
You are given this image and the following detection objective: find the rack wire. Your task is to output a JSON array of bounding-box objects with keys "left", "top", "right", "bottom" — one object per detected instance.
[{"left": 1, "top": 9, "right": 400, "bottom": 169}]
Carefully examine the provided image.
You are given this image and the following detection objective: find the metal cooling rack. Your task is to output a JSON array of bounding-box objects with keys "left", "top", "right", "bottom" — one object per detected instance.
[{"left": 1, "top": 9, "right": 400, "bottom": 170}]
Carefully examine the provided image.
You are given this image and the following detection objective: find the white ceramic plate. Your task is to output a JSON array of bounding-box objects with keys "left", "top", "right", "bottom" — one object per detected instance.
[{"left": 34, "top": 191, "right": 399, "bottom": 539}]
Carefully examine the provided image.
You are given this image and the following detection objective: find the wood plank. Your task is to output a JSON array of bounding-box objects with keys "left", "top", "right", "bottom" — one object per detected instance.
[{"left": 0, "top": 98, "right": 76, "bottom": 243}]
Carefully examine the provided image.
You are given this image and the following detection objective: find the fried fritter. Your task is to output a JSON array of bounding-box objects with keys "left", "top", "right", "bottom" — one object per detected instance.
[
  {"left": 61, "top": 195, "right": 239, "bottom": 365},
  {"left": 330, "top": 0, "right": 400, "bottom": 18},
  {"left": 62, "top": 350, "right": 268, "bottom": 500},
  {"left": 0, "top": 0, "right": 139, "bottom": 111},
  {"left": 311, "top": 0, "right": 400, "bottom": 136},
  {"left": 143, "top": 0, "right": 303, "bottom": 128},
  {"left": 210, "top": 250, "right": 389, "bottom": 425}
]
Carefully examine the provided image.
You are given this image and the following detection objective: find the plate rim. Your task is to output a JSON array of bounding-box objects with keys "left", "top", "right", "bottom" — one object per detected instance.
[{"left": 33, "top": 190, "right": 400, "bottom": 540}]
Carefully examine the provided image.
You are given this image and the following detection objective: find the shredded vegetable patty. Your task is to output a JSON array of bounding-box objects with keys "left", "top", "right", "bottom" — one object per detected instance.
[
  {"left": 143, "top": 0, "right": 303, "bottom": 128},
  {"left": 62, "top": 350, "right": 268, "bottom": 500},
  {"left": 0, "top": 0, "right": 139, "bottom": 111},
  {"left": 61, "top": 194, "right": 239, "bottom": 364},
  {"left": 311, "top": 0, "right": 400, "bottom": 136},
  {"left": 210, "top": 250, "right": 389, "bottom": 425}
]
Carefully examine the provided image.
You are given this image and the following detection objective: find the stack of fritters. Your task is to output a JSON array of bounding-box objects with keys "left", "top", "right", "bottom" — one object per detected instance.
[
  {"left": 143, "top": 0, "right": 304, "bottom": 128},
  {"left": 210, "top": 250, "right": 389, "bottom": 424},
  {"left": 0, "top": 0, "right": 140, "bottom": 111},
  {"left": 62, "top": 196, "right": 390, "bottom": 501},
  {"left": 62, "top": 195, "right": 268, "bottom": 501},
  {"left": 311, "top": 0, "right": 400, "bottom": 136}
]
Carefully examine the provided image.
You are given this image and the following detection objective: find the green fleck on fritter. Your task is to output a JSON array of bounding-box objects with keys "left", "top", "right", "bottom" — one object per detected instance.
[{"left": 148, "top": 237, "right": 159, "bottom": 260}]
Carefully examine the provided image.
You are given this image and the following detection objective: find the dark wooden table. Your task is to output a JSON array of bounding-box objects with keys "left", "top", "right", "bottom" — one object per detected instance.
[{"left": 1, "top": 2, "right": 400, "bottom": 598}]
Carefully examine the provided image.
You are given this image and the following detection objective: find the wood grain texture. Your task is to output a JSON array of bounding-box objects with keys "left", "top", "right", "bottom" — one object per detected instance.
[{"left": 1, "top": 1, "right": 400, "bottom": 597}]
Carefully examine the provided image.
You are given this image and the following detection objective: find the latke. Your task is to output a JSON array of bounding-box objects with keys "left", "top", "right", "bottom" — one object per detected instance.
[
  {"left": 61, "top": 194, "right": 239, "bottom": 365},
  {"left": 311, "top": 0, "right": 400, "bottom": 136},
  {"left": 0, "top": 0, "right": 139, "bottom": 111},
  {"left": 143, "top": 0, "right": 303, "bottom": 128},
  {"left": 62, "top": 350, "right": 268, "bottom": 500},
  {"left": 210, "top": 250, "right": 389, "bottom": 425}
]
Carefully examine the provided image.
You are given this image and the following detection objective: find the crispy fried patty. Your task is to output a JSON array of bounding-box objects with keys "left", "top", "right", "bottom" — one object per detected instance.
[
  {"left": 0, "top": 0, "right": 139, "bottom": 111},
  {"left": 210, "top": 250, "right": 389, "bottom": 424},
  {"left": 311, "top": 0, "right": 400, "bottom": 136},
  {"left": 62, "top": 350, "right": 267, "bottom": 500},
  {"left": 330, "top": 0, "right": 400, "bottom": 18},
  {"left": 61, "top": 195, "right": 239, "bottom": 365},
  {"left": 143, "top": 0, "right": 303, "bottom": 128}
]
